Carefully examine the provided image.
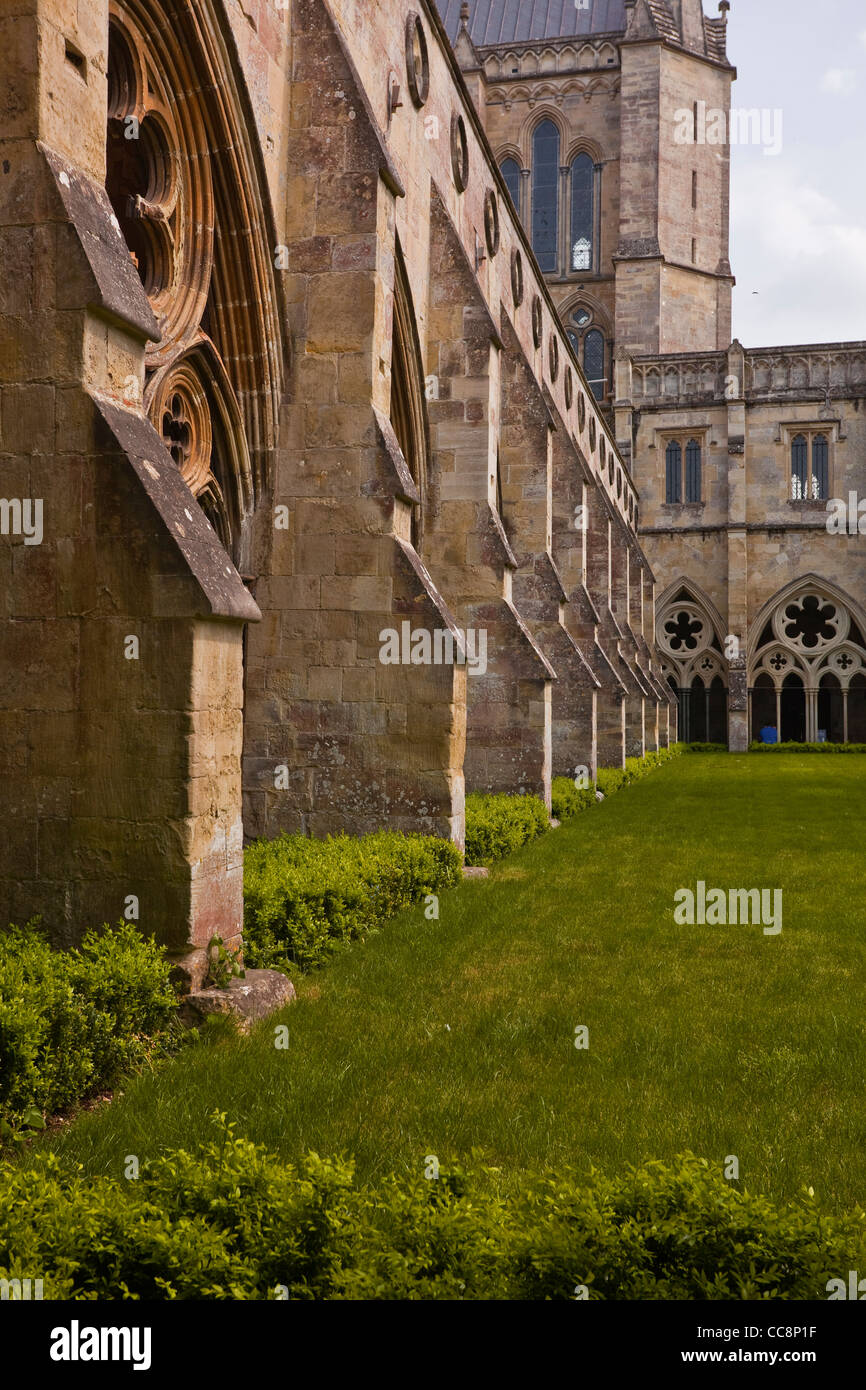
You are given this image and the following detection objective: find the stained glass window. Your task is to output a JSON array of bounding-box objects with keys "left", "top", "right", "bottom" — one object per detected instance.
[
  {"left": 500, "top": 157, "right": 521, "bottom": 214},
  {"left": 666, "top": 440, "right": 682, "bottom": 503},
  {"left": 570, "top": 153, "right": 594, "bottom": 271},
  {"left": 812, "top": 434, "right": 828, "bottom": 500},
  {"left": 531, "top": 120, "right": 559, "bottom": 272},
  {"left": 584, "top": 328, "right": 605, "bottom": 401},
  {"left": 791, "top": 434, "right": 807, "bottom": 500},
  {"left": 685, "top": 438, "right": 701, "bottom": 503}
]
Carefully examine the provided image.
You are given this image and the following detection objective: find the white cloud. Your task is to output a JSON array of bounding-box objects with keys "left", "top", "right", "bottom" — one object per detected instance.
[
  {"left": 820, "top": 68, "right": 857, "bottom": 94},
  {"left": 731, "top": 161, "right": 866, "bottom": 344}
]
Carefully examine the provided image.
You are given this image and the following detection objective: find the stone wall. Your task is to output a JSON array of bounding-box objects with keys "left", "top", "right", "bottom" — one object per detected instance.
[{"left": 0, "top": 0, "right": 674, "bottom": 960}]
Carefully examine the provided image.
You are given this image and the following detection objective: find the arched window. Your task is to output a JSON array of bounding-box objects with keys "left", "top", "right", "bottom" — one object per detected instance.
[
  {"left": 583, "top": 328, "right": 605, "bottom": 401},
  {"left": 390, "top": 244, "right": 428, "bottom": 552},
  {"left": 685, "top": 438, "right": 701, "bottom": 503},
  {"left": 531, "top": 120, "right": 559, "bottom": 273},
  {"left": 790, "top": 434, "right": 808, "bottom": 499},
  {"left": 665, "top": 440, "right": 682, "bottom": 504},
  {"left": 780, "top": 672, "right": 806, "bottom": 743},
  {"left": 812, "top": 434, "right": 829, "bottom": 500},
  {"left": 500, "top": 157, "right": 521, "bottom": 215},
  {"left": 570, "top": 153, "right": 594, "bottom": 271}
]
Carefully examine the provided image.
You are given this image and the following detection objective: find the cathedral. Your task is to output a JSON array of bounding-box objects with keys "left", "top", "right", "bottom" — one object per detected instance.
[
  {"left": 0, "top": 0, "right": 862, "bottom": 982},
  {"left": 441, "top": 0, "right": 866, "bottom": 750}
]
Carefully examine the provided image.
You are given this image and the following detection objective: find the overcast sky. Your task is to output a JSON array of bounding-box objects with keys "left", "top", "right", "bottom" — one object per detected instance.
[{"left": 727, "top": 0, "right": 866, "bottom": 347}]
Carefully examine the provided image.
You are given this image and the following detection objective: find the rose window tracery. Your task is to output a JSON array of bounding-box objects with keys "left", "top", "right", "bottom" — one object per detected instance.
[
  {"left": 103, "top": 1, "right": 280, "bottom": 572},
  {"left": 660, "top": 606, "right": 707, "bottom": 655}
]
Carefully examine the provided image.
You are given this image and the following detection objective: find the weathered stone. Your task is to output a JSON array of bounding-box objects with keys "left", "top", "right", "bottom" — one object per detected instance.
[{"left": 177, "top": 969, "right": 297, "bottom": 1033}]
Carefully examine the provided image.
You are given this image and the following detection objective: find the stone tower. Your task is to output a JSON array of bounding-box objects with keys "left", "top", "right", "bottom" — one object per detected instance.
[{"left": 616, "top": 0, "right": 734, "bottom": 354}]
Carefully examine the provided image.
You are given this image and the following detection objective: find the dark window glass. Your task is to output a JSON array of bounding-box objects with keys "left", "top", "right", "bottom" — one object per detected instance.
[
  {"left": 685, "top": 438, "right": 701, "bottom": 503},
  {"left": 665, "top": 440, "right": 682, "bottom": 503},
  {"left": 812, "top": 434, "right": 829, "bottom": 500},
  {"left": 584, "top": 328, "right": 605, "bottom": 400},
  {"left": 566, "top": 327, "right": 581, "bottom": 355},
  {"left": 791, "top": 433, "right": 807, "bottom": 499},
  {"left": 570, "top": 153, "right": 593, "bottom": 271},
  {"left": 531, "top": 120, "right": 559, "bottom": 272},
  {"left": 500, "top": 157, "right": 521, "bottom": 214}
]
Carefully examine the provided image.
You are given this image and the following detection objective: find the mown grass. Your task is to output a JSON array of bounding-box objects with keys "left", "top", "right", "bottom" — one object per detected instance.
[{"left": 30, "top": 755, "right": 866, "bottom": 1210}]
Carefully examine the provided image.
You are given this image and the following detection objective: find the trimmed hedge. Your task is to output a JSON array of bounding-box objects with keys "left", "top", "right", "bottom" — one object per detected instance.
[
  {"left": 243, "top": 831, "right": 462, "bottom": 974},
  {"left": 0, "top": 922, "right": 176, "bottom": 1130},
  {"left": 1, "top": 1129, "right": 860, "bottom": 1299},
  {"left": 749, "top": 741, "right": 866, "bottom": 753},
  {"left": 682, "top": 742, "right": 728, "bottom": 753},
  {"left": 464, "top": 791, "right": 549, "bottom": 867},
  {"left": 552, "top": 744, "right": 683, "bottom": 822}
]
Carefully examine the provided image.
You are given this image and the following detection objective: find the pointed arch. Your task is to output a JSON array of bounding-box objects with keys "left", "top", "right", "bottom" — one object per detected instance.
[
  {"left": 747, "top": 574, "right": 866, "bottom": 663},
  {"left": 107, "top": 0, "right": 283, "bottom": 572},
  {"left": 748, "top": 575, "right": 866, "bottom": 743},
  {"left": 390, "top": 238, "right": 429, "bottom": 554}
]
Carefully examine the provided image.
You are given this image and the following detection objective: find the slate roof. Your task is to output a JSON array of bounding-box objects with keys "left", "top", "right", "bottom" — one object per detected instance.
[
  {"left": 436, "top": 0, "right": 628, "bottom": 46},
  {"left": 437, "top": 1, "right": 729, "bottom": 63}
]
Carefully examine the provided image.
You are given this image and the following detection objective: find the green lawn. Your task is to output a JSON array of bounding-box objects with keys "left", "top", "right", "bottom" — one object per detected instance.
[{"left": 35, "top": 755, "right": 866, "bottom": 1210}]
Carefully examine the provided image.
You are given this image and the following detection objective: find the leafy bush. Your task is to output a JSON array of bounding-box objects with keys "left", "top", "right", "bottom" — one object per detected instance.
[
  {"left": 463, "top": 792, "right": 550, "bottom": 867},
  {"left": 551, "top": 745, "right": 683, "bottom": 822},
  {"left": 244, "top": 831, "right": 462, "bottom": 974},
  {"left": 749, "top": 741, "right": 866, "bottom": 753},
  {"left": 682, "top": 742, "right": 728, "bottom": 753},
  {"left": 550, "top": 781, "right": 595, "bottom": 820},
  {"left": 1, "top": 1129, "right": 859, "bottom": 1300},
  {"left": 0, "top": 922, "right": 176, "bottom": 1130}
]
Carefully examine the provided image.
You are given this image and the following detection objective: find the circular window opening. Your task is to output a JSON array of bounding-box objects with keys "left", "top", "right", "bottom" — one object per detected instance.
[
  {"left": 531, "top": 295, "right": 542, "bottom": 348},
  {"left": 549, "top": 334, "right": 559, "bottom": 381},
  {"left": 451, "top": 113, "right": 469, "bottom": 192},
  {"left": 589, "top": 417, "right": 596, "bottom": 453},
  {"left": 511, "top": 248, "right": 524, "bottom": 305},
  {"left": 572, "top": 306, "right": 592, "bottom": 328},
  {"left": 616, "top": 469, "right": 623, "bottom": 498},
  {"left": 564, "top": 366, "right": 573, "bottom": 410},
  {"left": 484, "top": 189, "right": 500, "bottom": 257},
  {"left": 107, "top": 22, "right": 138, "bottom": 119},
  {"left": 577, "top": 391, "right": 586, "bottom": 432},
  {"left": 405, "top": 13, "right": 429, "bottom": 107}
]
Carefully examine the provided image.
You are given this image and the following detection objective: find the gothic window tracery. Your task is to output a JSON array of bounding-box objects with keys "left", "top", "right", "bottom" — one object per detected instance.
[
  {"left": 749, "top": 585, "right": 866, "bottom": 742},
  {"left": 105, "top": 0, "right": 280, "bottom": 573},
  {"left": 657, "top": 589, "right": 729, "bottom": 744}
]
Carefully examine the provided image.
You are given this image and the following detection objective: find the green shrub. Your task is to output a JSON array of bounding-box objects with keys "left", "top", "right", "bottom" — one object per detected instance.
[
  {"left": 1, "top": 1130, "right": 860, "bottom": 1300},
  {"left": 0, "top": 922, "right": 176, "bottom": 1129},
  {"left": 243, "top": 831, "right": 462, "bottom": 974},
  {"left": 749, "top": 741, "right": 866, "bottom": 753},
  {"left": 551, "top": 746, "right": 683, "bottom": 821},
  {"left": 550, "top": 780, "right": 595, "bottom": 820},
  {"left": 463, "top": 792, "right": 550, "bottom": 866},
  {"left": 682, "top": 742, "right": 728, "bottom": 753}
]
